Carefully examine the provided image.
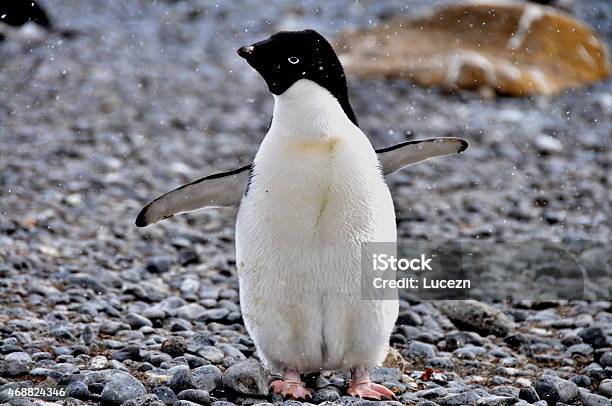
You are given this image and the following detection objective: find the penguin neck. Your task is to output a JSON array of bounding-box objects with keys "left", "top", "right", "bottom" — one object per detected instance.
[{"left": 270, "top": 79, "right": 356, "bottom": 141}]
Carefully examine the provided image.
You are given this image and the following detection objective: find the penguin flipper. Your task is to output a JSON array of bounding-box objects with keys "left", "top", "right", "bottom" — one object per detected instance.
[
  {"left": 135, "top": 165, "right": 251, "bottom": 227},
  {"left": 376, "top": 137, "right": 468, "bottom": 175}
]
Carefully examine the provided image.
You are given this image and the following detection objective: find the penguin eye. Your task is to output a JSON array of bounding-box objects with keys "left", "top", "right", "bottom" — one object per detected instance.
[{"left": 287, "top": 57, "right": 300, "bottom": 65}]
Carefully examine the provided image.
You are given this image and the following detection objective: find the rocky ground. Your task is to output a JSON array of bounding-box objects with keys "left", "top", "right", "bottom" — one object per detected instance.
[{"left": 0, "top": 0, "right": 611, "bottom": 405}]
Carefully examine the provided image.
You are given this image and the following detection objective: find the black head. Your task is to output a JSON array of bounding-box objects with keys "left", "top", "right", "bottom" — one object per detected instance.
[{"left": 237, "top": 29, "right": 358, "bottom": 126}]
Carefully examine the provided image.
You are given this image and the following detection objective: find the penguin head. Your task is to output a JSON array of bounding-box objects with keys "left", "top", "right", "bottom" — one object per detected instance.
[{"left": 238, "top": 29, "right": 358, "bottom": 125}]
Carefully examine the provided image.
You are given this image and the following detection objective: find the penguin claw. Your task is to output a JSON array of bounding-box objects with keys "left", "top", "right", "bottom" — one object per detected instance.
[
  {"left": 347, "top": 381, "right": 395, "bottom": 400},
  {"left": 270, "top": 379, "right": 313, "bottom": 400}
]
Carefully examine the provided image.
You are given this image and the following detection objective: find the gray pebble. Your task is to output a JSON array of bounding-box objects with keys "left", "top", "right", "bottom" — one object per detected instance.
[
  {"left": 192, "top": 365, "right": 223, "bottom": 392},
  {"left": 146, "top": 256, "right": 174, "bottom": 273},
  {"left": 598, "top": 379, "right": 612, "bottom": 398},
  {"left": 580, "top": 388, "right": 610, "bottom": 406},
  {"left": 175, "top": 304, "right": 207, "bottom": 320},
  {"left": 169, "top": 368, "right": 197, "bottom": 394},
  {"left": 124, "top": 313, "right": 154, "bottom": 329},
  {"left": 4, "top": 352, "right": 31, "bottom": 363},
  {"left": 151, "top": 386, "right": 177, "bottom": 405},
  {"left": 312, "top": 386, "right": 341, "bottom": 403},
  {"left": 409, "top": 340, "right": 437, "bottom": 359},
  {"left": 534, "top": 375, "right": 579, "bottom": 405},
  {"left": 100, "top": 371, "right": 146, "bottom": 405},
  {"left": 599, "top": 351, "right": 612, "bottom": 367},
  {"left": 567, "top": 343, "right": 594, "bottom": 357},
  {"left": 518, "top": 386, "right": 539, "bottom": 403},
  {"left": 475, "top": 395, "right": 517, "bottom": 405},
  {"left": 370, "top": 367, "right": 402, "bottom": 383},
  {"left": 222, "top": 358, "right": 269, "bottom": 396},
  {"left": 178, "top": 389, "right": 211, "bottom": 405},
  {"left": 437, "top": 391, "right": 481, "bottom": 406},
  {"left": 198, "top": 346, "right": 225, "bottom": 363},
  {"left": 0, "top": 360, "right": 29, "bottom": 376},
  {"left": 66, "top": 380, "right": 89, "bottom": 400},
  {"left": 578, "top": 327, "right": 607, "bottom": 349}
]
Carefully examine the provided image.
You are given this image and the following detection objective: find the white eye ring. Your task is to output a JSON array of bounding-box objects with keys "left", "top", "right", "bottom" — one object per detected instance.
[{"left": 288, "top": 57, "right": 300, "bottom": 64}]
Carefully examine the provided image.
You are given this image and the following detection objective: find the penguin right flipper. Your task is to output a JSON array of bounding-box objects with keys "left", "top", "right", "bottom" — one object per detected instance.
[
  {"left": 376, "top": 137, "right": 468, "bottom": 175},
  {"left": 135, "top": 165, "right": 251, "bottom": 227}
]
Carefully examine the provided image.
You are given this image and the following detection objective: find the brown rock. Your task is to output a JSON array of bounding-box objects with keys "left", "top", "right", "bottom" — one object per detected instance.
[{"left": 336, "top": 1, "right": 610, "bottom": 96}]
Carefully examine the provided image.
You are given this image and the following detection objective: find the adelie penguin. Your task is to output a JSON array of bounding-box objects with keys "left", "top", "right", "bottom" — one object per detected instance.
[{"left": 137, "top": 29, "right": 468, "bottom": 399}]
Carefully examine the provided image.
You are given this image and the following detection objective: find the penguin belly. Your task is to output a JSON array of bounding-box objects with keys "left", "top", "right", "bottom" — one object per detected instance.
[{"left": 236, "top": 132, "right": 398, "bottom": 373}]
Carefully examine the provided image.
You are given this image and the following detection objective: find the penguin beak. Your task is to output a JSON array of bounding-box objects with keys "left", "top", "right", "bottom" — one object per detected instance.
[{"left": 237, "top": 45, "right": 255, "bottom": 59}]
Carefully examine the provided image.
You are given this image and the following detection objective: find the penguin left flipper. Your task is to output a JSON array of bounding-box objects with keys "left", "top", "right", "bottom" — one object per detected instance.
[
  {"left": 376, "top": 137, "right": 468, "bottom": 175},
  {"left": 135, "top": 164, "right": 251, "bottom": 227}
]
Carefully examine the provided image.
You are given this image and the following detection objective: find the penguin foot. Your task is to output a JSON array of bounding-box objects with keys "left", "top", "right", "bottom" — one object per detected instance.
[
  {"left": 348, "top": 367, "right": 395, "bottom": 400},
  {"left": 270, "top": 379, "right": 312, "bottom": 399},
  {"left": 347, "top": 381, "right": 395, "bottom": 400}
]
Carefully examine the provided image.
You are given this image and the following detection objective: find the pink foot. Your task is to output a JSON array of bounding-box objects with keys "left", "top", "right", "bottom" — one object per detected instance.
[
  {"left": 348, "top": 367, "right": 395, "bottom": 400},
  {"left": 270, "top": 368, "right": 312, "bottom": 400},
  {"left": 348, "top": 381, "right": 395, "bottom": 400}
]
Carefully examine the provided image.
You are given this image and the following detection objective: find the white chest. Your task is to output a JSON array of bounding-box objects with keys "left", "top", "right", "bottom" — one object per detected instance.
[{"left": 237, "top": 80, "right": 394, "bottom": 247}]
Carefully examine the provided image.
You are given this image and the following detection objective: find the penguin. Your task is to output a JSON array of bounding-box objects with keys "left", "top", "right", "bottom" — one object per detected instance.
[{"left": 136, "top": 29, "right": 468, "bottom": 399}]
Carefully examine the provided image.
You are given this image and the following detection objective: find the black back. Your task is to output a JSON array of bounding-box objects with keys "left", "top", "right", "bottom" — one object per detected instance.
[{"left": 238, "top": 29, "right": 358, "bottom": 126}]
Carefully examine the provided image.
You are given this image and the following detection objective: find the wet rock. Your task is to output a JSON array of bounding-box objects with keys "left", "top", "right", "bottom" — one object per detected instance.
[
  {"left": 100, "top": 320, "right": 128, "bottom": 335},
  {"left": 222, "top": 358, "right": 269, "bottom": 396},
  {"left": 567, "top": 343, "right": 594, "bottom": 357},
  {"left": 312, "top": 387, "right": 341, "bottom": 403},
  {"left": 578, "top": 327, "right": 607, "bottom": 349},
  {"left": 124, "top": 313, "right": 153, "bottom": 329},
  {"left": 175, "top": 304, "right": 207, "bottom": 320},
  {"left": 370, "top": 368, "right": 402, "bottom": 383},
  {"left": 4, "top": 352, "right": 31, "bottom": 363},
  {"left": 66, "top": 381, "right": 90, "bottom": 400},
  {"left": 534, "top": 375, "right": 579, "bottom": 405},
  {"left": 437, "top": 391, "right": 481, "bottom": 406},
  {"left": 146, "top": 256, "right": 174, "bottom": 274},
  {"left": 408, "top": 341, "right": 437, "bottom": 359},
  {"left": 177, "top": 389, "right": 211, "bottom": 405},
  {"left": 599, "top": 351, "right": 612, "bottom": 367},
  {"left": 151, "top": 386, "right": 177, "bottom": 405},
  {"left": 580, "top": 388, "right": 610, "bottom": 406},
  {"left": 197, "top": 346, "right": 225, "bottom": 364},
  {"left": 112, "top": 344, "right": 141, "bottom": 362},
  {"left": 598, "top": 379, "right": 612, "bottom": 397},
  {"left": 0, "top": 360, "right": 29, "bottom": 376},
  {"left": 518, "top": 386, "right": 540, "bottom": 403},
  {"left": 192, "top": 365, "right": 223, "bottom": 392},
  {"left": 397, "top": 310, "right": 423, "bottom": 326},
  {"left": 169, "top": 368, "right": 197, "bottom": 394},
  {"left": 175, "top": 401, "right": 201, "bottom": 406},
  {"left": 475, "top": 395, "right": 517, "bottom": 405},
  {"left": 100, "top": 371, "right": 147, "bottom": 405},
  {"left": 570, "top": 375, "right": 591, "bottom": 388},
  {"left": 178, "top": 248, "right": 200, "bottom": 266}
]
